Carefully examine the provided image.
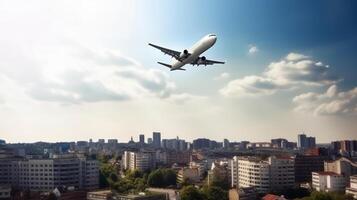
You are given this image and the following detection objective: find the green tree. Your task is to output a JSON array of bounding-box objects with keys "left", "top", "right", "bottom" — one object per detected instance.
[
  {"left": 180, "top": 186, "right": 204, "bottom": 200},
  {"left": 147, "top": 169, "right": 164, "bottom": 187},
  {"left": 202, "top": 186, "right": 228, "bottom": 200},
  {"left": 162, "top": 169, "right": 177, "bottom": 186}
]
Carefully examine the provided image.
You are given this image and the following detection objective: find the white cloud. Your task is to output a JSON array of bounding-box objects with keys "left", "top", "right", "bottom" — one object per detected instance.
[
  {"left": 214, "top": 72, "right": 230, "bottom": 80},
  {"left": 167, "top": 93, "right": 206, "bottom": 105},
  {"left": 0, "top": 42, "right": 194, "bottom": 104},
  {"left": 248, "top": 45, "right": 259, "bottom": 55},
  {"left": 220, "top": 53, "right": 337, "bottom": 97},
  {"left": 293, "top": 85, "right": 357, "bottom": 116}
]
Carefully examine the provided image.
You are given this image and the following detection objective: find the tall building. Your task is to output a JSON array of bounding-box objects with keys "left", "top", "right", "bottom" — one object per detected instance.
[
  {"left": 0, "top": 153, "right": 99, "bottom": 192},
  {"left": 223, "top": 139, "right": 230, "bottom": 149},
  {"left": 193, "top": 138, "right": 210, "bottom": 150},
  {"left": 123, "top": 150, "right": 156, "bottom": 171},
  {"left": 139, "top": 134, "right": 145, "bottom": 144},
  {"left": 147, "top": 138, "right": 153, "bottom": 144},
  {"left": 231, "top": 156, "right": 295, "bottom": 193},
  {"left": 152, "top": 132, "right": 161, "bottom": 148},
  {"left": 294, "top": 155, "right": 327, "bottom": 183},
  {"left": 332, "top": 140, "right": 357, "bottom": 155},
  {"left": 298, "top": 133, "right": 316, "bottom": 149}
]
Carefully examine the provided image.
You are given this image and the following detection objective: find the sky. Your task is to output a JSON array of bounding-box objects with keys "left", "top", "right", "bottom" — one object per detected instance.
[{"left": 0, "top": 0, "right": 356, "bottom": 143}]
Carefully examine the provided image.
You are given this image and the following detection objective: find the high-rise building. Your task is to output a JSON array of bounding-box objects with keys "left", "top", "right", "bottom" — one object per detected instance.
[
  {"left": 139, "top": 134, "right": 145, "bottom": 144},
  {"left": 294, "top": 155, "right": 327, "bottom": 183},
  {"left": 298, "top": 133, "right": 316, "bottom": 149},
  {"left": 193, "top": 138, "right": 211, "bottom": 149},
  {"left": 107, "top": 139, "right": 118, "bottom": 144},
  {"left": 231, "top": 156, "right": 295, "bottom": 193},
  {"left": 332, "top": 140, "right": 357, "bottom": 155},
  {"left": 147, "top": 138, "right": 153, "bottom": 144},
  {"left": 223, "top": 139, "right": 230, "bottom": 149},
  {"left": 153, "top": 132, "right": 161, "bottom": 148}
]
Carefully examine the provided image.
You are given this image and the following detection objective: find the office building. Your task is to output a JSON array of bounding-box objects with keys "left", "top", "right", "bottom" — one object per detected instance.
[
  {"left": 231, "top": 156, "right": 295, "bottom": 193},
  {"left": 192, "top": 138, "right": 210, "bottom": 149},
  {"left": 223, "top": 139, "right": 230, "bottom": 149},
  {"left": 152, "top": 132, "right": 161, "bottom": 148},
  {"left": 312, "top": 172, "right": 346, "bottom": 192},
  {"left": 332, "top": 140, "right": 357, "bottom": 155},
  {"left": 294, "top": 155, "right": 327, "bottom": 183},
  {"left": 147, "top": 138, "right": 153, "bottom": 145},
  {"left": 139, "top": 134, "right": 145, "bottom": 144},
  {"left": 0, "top": 153, "right": 99, "bottom": 192},
  {"left": 298, "top": 134, "right": 316, "bottom": 149}
]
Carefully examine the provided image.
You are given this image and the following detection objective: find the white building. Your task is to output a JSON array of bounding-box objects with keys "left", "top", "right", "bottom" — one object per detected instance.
[
  {"left": 346, "top": 175, "right": 357, "bottom": 199},
  {"left": 230, "top": 156, "right": 295, "bottom": 193},
  {"left": 312, "top": 171, "right": 346, "bottom": 192},
  {"left": 123, "top": 150, "right": 156, "bottom": 171}
]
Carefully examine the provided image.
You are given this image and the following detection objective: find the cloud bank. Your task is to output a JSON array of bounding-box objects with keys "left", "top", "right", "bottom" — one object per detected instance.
[{"left": 220, "top": 53, "right": 337, "bottom": 97}]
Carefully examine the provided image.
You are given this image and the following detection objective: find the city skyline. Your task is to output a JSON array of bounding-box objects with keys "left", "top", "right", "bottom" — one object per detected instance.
[{"left": 0, "top": 1, "right": 357, "bottom": 143}]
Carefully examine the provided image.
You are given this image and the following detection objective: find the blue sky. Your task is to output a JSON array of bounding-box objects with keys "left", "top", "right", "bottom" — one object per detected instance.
[{"left": 0, "top": 0, "right": 356, "bottom": 143}]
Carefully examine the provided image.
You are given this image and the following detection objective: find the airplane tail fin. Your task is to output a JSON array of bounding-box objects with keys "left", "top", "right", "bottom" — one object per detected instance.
[
  {"left": 157, "top": 62, "right": 186, "bottom": 71},
  {"left": 157, "top": 62, "right": 172, "bottom": 69}
]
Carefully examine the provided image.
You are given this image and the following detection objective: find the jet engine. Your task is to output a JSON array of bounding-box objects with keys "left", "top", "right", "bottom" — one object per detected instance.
[
  {"left": 197, "top": 56, "right": 206, "bottom": 65},
  {"left": 179, "top": 49, "right": 189, "bottom": 60}
]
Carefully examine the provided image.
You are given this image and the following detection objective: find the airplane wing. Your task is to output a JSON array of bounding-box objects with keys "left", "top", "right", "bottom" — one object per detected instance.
[
  {"left": 148, "top": 43, "right": 182, "bottom": 60},
  {"left": 191, "top": 56, "right": 225, "bottom": 66}
]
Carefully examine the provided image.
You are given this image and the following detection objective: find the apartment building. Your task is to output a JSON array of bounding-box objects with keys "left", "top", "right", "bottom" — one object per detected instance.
[
  {"left": 123, "top": 151, "right": 156, "bottom": 171},
  {"left": 231, "top": 156, "right": 295, "bottom": 193},
  {"left": 312, "top": 171, "right": 346, "bottom": 192}
]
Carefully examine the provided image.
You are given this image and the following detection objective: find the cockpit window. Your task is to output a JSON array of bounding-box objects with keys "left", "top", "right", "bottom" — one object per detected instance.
[{"left": 209, "top": 34, "right": 216, "bottom": 37}]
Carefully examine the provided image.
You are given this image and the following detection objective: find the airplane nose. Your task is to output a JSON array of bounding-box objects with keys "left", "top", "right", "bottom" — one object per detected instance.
[{"left": 211, "top": 36, "right": 217, "bottom": 44}]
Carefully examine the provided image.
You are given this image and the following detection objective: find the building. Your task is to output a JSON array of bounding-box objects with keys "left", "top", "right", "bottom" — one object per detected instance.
[
  {"left": 192, "top": 138, "right": 210, "bottom": 150},
  {"left": 271, "top": 138, "right": 296, "bottom": 149},
  {"left": 123, "top": 151, "right": 156, "bottom": 171},
  {"left": 298, "top": 134, "right": 316, "bottom": 149},
  {"left": 139, "top": 134, "right": 145, "bottom": 145},
  {"left": 324, "top": 157, "right": 357, "bottom": 179},
  {"left": 346, "top": 175, "right": 357, "bottom": 199},
  {"left": 229, "top": 187, "right": 257, "bottom": 200},
  {"left": 0, "top": 153, "right": 99, "bottom": 192},
  {"left": 332, "top": 140, "right": 357, "bottom": 155},
  {"left": 177, "top": 168, "right": 200, "bottom": 184},
  {"left": 223, "top": 139, "right": 230, "bottom": 149},
  {"left": 166, "top": 150, "right": 191, "bottom": 165},
  {"left": 153, "top": 132, "right": 161, "bottom": 148},
  {"left": 147, "top": 138, "right": 153, "bottom": 145},
  {"left": 0, "top": 140, "right": 5, "bottom": 145},
  {"left": 108, "top": 139, "right": 118, "bottom": 144},
  {"left": 312, "top": 171, "right": 346, "bottom": 192},
  {"left": 294, "top": 155, "right": 327, "bottom": 183},
  {"left": 0, "top": 185, "right": 11, "bottom": 199},
  {"left": 230, "top": 156, "right": 295, "bottom": 193}
]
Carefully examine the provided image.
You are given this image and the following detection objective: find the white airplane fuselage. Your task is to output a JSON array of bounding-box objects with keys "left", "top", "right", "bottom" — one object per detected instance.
[{"left": 171, "top": 34, "right": 217, "bottom": 70}]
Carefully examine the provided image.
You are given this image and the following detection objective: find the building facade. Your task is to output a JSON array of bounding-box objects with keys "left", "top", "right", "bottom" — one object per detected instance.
[
  {"left": 312, "top": 172, "right": 346, "bottom": 192},
  {"left": 123, "top": 151, "right": 156, "bottom": 172},
  {"left": 231, "top": 156, "right": 295, "bottom": 193}
]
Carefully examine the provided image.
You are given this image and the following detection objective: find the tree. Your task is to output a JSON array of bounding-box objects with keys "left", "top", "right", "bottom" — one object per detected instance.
[
  {"left": 202, "top": 186, "right": 228, "bottom": 200},
  {"left": 162, "top": 169, "right": 177, "bottom": 186},
  {"left": 180, "top": 186, "right": 204, "bottom": 200},
  {"left": 147, "top": 169, "right": 164, "bottom": 187}
]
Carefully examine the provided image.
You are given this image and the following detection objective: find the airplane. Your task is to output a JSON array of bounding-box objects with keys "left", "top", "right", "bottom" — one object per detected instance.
[{"left": 149, "top": 34, "right": 225, "bottom": 71}]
